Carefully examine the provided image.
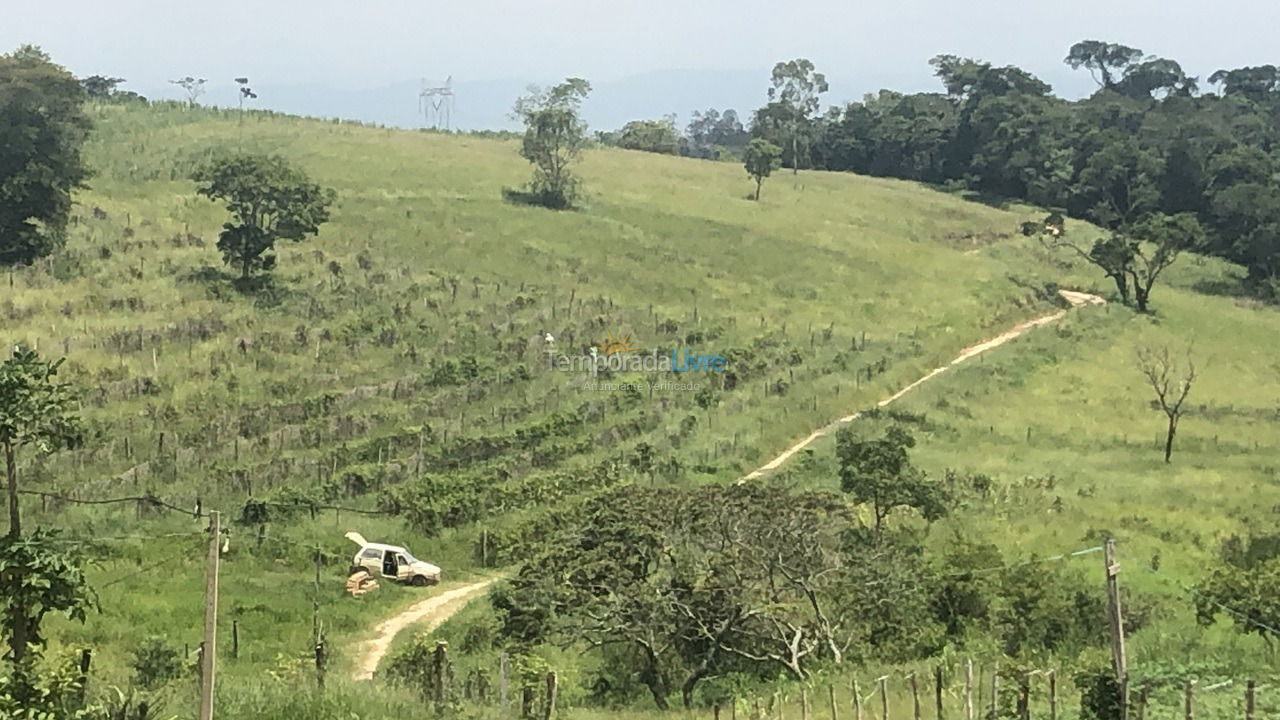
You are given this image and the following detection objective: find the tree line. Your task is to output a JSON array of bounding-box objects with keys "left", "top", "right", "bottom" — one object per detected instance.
[{"left": 749, "top": 43, "right": 1280, "bottom": 300}]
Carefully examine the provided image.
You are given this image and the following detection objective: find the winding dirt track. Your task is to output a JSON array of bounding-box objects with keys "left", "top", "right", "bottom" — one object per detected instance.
[
  {"left": 352, "top": 578, "right": 498, "bottom": 681},
  {"left": 739, "top": 289, "right": 1104, "bottom": 481},
  {"left": 351, "top": 289, "right": 1104, "bottom": 680}
]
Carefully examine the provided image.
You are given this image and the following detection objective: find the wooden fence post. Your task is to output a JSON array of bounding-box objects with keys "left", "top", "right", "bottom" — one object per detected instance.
[
  {"left": 853, "top": 677, "right": 863, "bottom": 720},
  {"left": 1184, "top": 679, "right": 1194, "bottom": 720},
  {"left": 879, "top": 676, "right": 889, "bottom": 720},
  {"left": 990, "top": 671, "right": 999, "bottom": 720},
  {"left": 935, "top": 666, "right": 944, "bottom": 720},
  {"left": 965, "top": 660, "right": 974, "bottom": 720},
  {"left": 1136, "top": 681, "right": 1149, "bottom": 720},
  {"left": 1245, "top": 680, "right": 1256, "bottom": 720},
  {"left": 1048, "top": 670, "right": 1057, "bottom": 720},
  {"left": 521, "top": 686, "right": 534, "bottom": 719},
  {"left": 911, "top": 673, "right": 922, "bottom": 720},
  {"left": 432, "top": 641, "right": 448, "bottom": 712},
  {"left": 543, "top": 671, "right": 557, "bottom": 720},
  {"left": 499, "top": 652, "right": 510, "bottom": 710},
  {"left": 829, "top": 684, "right": 839, "bottom": 720},
  {"left": 76, "top": 649, "right": 91, "bottom": 703},
  {"left": 802, "top": 687, "right": 810, "bottom": 720},
  {"left": 314, "top": 634, "right": 326, "bottom": 689}
]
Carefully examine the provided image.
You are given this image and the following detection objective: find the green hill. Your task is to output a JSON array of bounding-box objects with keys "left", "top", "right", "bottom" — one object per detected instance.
[{"left": 8, "top": 102, "right": 1278, "bottom": 718}]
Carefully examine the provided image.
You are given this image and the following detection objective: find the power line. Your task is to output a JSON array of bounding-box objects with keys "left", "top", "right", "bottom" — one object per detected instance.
[
  {"left": 21, "top": 489, "right": 194, "bottom": 516},
  {"left": 1144, "top": 564, "right": 1280, "bottom": 641},
  {"left": 99, "top": 543, "right": 199, "bottom": 589}
]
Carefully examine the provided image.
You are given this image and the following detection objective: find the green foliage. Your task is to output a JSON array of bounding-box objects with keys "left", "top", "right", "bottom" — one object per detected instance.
[
  {"left": 0, "top": 530, "right": 96, "bottom": 664},
  {"left": 835, "top": 425, "right": 948, "bottom": 534},
  {"left": 0, "top": 655, "right": 106, "bottom": 720},
  {"left": 756, "top": 59, "right": 828, "bottom": 172},
  {"left": 786, "top": 42, "right": 1280, "bottom": 298},
  {"left": 512, "top": 78, "right": 591, "bottom": 209},
  {"left": 1195, "top": 533, "right": 1280, "bottom": 648},
  {"left": 0, "top": 45, "right": 92, "bottom": 265},
  {"left": 192, "top": 153, "right": 335, "bottom": 280},
  {"left": 0, "top": 349, "right": 84, "bottom": 540},
  {"left": 685, "top": 109, "right": 748, "bottom": 159},
  {"left": 1074, "top": 661, "right": 1123, "bottom": 720},
  {"left": 613, "top": 118, "right": 680, "bottom": 155},
  {"left": 494, "top": 484, "right": 945, "bottom": 709},
  {"left": 130, "top": 636, "right": 184, "bottom": 689},
  {"left": 742, "top": 139, "right": 781, "bottom": 200}
]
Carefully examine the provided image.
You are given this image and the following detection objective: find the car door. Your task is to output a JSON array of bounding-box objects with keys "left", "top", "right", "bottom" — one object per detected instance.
[
  {"left": 382, "top": 549, "right": 398, "bottom": 577},
  {"left": 359, "top": 547, "right": 380, "bottom": 573},
  {"left": 396, "top": 554, "right": 413, "bottom": 582}
]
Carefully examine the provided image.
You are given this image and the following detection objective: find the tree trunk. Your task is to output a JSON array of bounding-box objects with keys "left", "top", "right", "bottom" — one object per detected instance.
[
  {"left": 1134, "top": 283, "right": 1150, "bottom": 313},
  {"left": 1164, "top": 417, "right": 1177, "bottom": 463},
  {"left": 1109, "top": 273, "right": 1130, "bottom": 305},
  {"left": 682, "top": 666, "right": 711, "bottom": 709},
  {"left": 4, "top": 438, "right": 28, "bottom": 664},
  {"left": 5, "top": 439, "right": 16, "bottom": 540},
  {"left": 639, "top": 644, "right": 670, "bottom": 710},
  {"left": 756, "top": 177, "right": 763, "bottom": 201},
  {"left": 792, "top": 135, "right": 799, "bottom": 175}
]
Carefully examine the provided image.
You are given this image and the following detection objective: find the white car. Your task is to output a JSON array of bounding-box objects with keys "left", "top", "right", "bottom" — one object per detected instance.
[{"left": 345, "top": 532, "right": 442, "bottom": 587}]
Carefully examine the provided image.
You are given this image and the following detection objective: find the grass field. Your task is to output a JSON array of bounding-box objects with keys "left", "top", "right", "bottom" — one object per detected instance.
[{"left": 4, "top": 101, "right": 1277, "bottom": 718}]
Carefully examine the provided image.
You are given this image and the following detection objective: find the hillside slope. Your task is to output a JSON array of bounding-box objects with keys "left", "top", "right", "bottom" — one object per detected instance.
[{"left": 5, "top": 103, "right": 1275, "bottom": 717}]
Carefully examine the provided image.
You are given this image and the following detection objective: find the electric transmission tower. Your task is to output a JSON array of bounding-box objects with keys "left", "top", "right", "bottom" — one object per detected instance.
[{"left": 419, "top": 76, "right": 455, "bottom": 130}]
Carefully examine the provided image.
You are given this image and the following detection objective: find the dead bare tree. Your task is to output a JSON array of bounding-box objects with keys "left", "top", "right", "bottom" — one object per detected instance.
[{"left": 1136, "top": 345, "right": 1197, "bottom": 463}]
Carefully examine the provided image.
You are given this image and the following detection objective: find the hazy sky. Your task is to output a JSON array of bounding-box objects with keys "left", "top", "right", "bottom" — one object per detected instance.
[{"left": 5, "top": 0, "right": 1279, "bottom": 125}]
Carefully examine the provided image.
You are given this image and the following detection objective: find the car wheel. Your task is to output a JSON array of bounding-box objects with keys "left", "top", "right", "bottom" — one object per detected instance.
[{"left": 410, "top": 575, "right": 429, "bottom": 587}]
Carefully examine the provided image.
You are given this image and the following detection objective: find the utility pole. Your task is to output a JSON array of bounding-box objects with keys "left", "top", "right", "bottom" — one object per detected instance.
[
  {"left": 200, "top": 511, "right": 221, "bottom": 720},
  {"left": 1104, "top": 537, "right": 1128, "bottom": 719}
]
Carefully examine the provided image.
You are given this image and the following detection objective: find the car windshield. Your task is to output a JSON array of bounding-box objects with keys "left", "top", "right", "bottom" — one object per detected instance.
[{"left": 400, "top": 550, "right": 417, "bottom": 564}]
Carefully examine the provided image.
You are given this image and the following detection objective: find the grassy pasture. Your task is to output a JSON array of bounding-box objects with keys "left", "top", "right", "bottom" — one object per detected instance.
[{"left": 3, "top": 102, "right": 1276, "bottom": 717}]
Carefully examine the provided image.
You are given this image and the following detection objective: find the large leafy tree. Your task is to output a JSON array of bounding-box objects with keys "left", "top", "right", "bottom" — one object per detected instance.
[
  {"left": 513, "top": 78, "right": 591, "bottom": 209},
  {"left": 765, "top": 59, "right": 828, "bottom": 173},
  {"left": 835, "top": 425, "right": 948, "bottom": 535},
  {"left": 1064, "top": 41, "right": 1145, "bottom": 91},
  {"left": 493, "top": 484, "right": 935, "bottom": 709},
  {"left": 0, "top": 46, "right": 91, "bottom": 266},
  {"left": 193, "top": 153, "right": 335, "bottom": 281}
]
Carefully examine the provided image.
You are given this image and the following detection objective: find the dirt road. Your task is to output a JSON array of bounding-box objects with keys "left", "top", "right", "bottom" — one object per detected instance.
[
  {"left": 351, "top": 290, "right": 1104, "bottom": 679},
  {"left": 351, "top": 577, "right": 498, "bottom": 681},
  {"left": 740, "top": 289, "right": 1104, "bottom": 481}
]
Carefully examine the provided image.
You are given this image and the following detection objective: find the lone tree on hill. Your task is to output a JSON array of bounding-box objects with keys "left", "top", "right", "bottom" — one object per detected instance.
[
  {"left": 836, "top": 425, "right": 948, "bottom": 535},
  {"left": 1136, "top": 345, "right": 1196, "bottom": 463},
  {"left": 513, "top": 78, "right": 591, "bottom": 209},
  {"left": 0, "top": 46, "right": 91, "bottom": 266},
  {"left": 1026, "top": 210, "right": 1203, "bottom": 312},
  {"left": 743, "top": 138, "right": 781, "bottom": 200},
  {"left": 170, "top": 75, "right": 206, "bottom": 106},
  {"left": 193, "top": 153, "right": 335, "bottom": 282}
]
